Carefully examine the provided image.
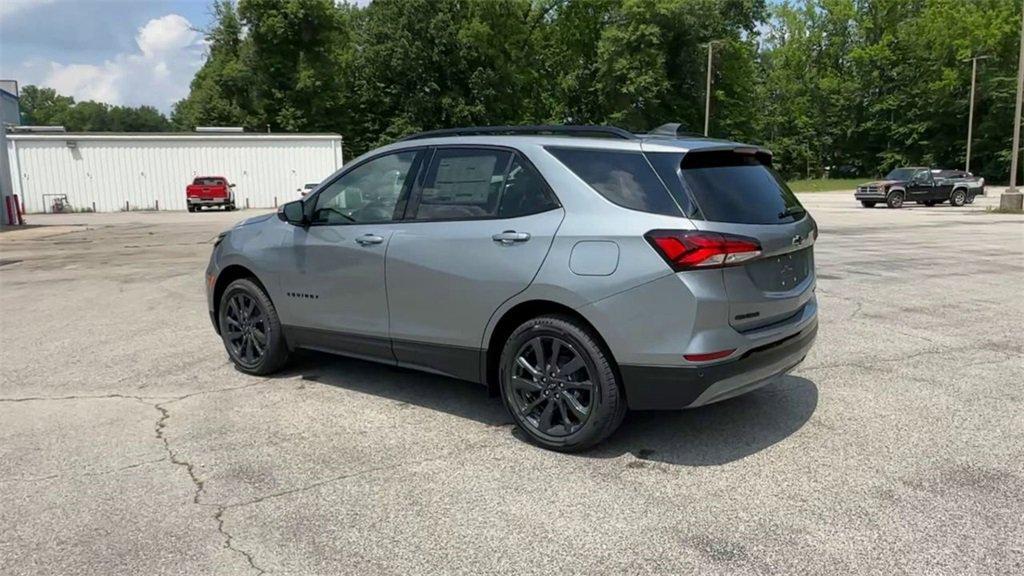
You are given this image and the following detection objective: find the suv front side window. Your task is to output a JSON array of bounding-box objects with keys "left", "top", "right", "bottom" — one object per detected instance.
[{"left": 312, "top": 150, "right": 419, "bottom": 224}]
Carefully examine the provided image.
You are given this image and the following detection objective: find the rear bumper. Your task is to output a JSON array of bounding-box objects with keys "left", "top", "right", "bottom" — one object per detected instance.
[
  {"left": 188, "top": 198, "right": 232, "bottom": 205},
  {"left": 619, "top": 320, "right": 817, "bottom": 410}
]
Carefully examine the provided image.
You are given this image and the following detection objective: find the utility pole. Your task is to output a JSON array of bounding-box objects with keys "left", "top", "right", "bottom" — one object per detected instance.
[
  {"left": 703, "top": 40, "right": 722, "bottom": 137},
  {"left": 963, "top": 55, "right": 991, "bottom": 174},
  {"left": 1002, "top": 0, "right": 1024, "bottom": 210}
]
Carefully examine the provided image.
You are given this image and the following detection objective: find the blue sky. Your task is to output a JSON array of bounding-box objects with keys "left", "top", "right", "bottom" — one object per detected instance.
[
  {"left": 0, "top": 0, "right": 373, "bottom": 112},
  {"left": 0, "top": 0, "right": 219, "bottom": 112}
]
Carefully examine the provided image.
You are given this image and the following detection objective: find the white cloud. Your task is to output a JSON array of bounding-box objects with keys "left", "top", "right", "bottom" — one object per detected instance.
[
  {"left": 136, "top": 13, "right": 198, "bottom": 57},
  {"left": 13, "top": 13, "right": 206, "bottom": 112}
]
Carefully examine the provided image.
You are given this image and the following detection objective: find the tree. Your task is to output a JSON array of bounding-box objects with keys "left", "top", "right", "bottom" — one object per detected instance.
[
  {"left": 18, "top": 86, "right": 75, "bottom": 126},
  {"left": 18, "top": 85, "right": 171, "bottom": 132},
  {"left": 171, "top": 0, "right": 1021, "bottom": 182}
]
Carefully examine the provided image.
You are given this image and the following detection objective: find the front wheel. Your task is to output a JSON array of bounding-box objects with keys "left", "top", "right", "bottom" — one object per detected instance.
[
  {"left": 950, "top": 189, "right": 967, "bottom": 207},
  {"left": 499, "top": 315, "right": 626, "bottom": 451},
  {"left": 886, "top": 191, "right": 904, "bottom": 209},
  {"left": 219, "top": 278, "right": 289, "bottom": 375},
  {"left": 860, "top": 201, "right": 876, "bottom": 208}
]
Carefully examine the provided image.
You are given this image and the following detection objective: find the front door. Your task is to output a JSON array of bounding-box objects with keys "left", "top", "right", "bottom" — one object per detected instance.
[
  {"left": 907, "top": 169, "right": 936, "bottom": 202},
  {"left": 385, "top": 147, "right": 564, "bottom": 381},
  {"left": 278, "top": 149, "right": 423, "bottom": 361}
]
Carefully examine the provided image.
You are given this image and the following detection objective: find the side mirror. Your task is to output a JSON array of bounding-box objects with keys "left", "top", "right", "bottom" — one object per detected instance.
[
  {"left": 278, "top": 200, "right": 307, "bottom": 226},
  {"left": 229, "top": 183, "right": 236, "bottom": 188}
]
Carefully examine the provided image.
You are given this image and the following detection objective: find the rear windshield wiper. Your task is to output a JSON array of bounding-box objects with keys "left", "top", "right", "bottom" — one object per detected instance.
[{"left": 779, "top": 207, "right": 806, "bottom": 220}]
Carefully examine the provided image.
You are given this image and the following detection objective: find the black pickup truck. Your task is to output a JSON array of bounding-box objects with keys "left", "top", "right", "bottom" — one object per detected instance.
[{"left": 855, "top": 167, "right": 985, "bottom": 208}]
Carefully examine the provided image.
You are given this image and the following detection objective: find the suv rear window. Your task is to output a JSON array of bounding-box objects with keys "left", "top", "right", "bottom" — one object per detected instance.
[
  {"left": 547, "top": 148, "right": 681, "bottom": 216},
  {"left": 679, "top": 151, "right": 805, "bottom": 224}
]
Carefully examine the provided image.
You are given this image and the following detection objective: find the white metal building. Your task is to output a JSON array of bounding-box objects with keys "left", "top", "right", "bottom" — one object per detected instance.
[{"left": 6, "top": 132, "right": 343, "bottom": 213}]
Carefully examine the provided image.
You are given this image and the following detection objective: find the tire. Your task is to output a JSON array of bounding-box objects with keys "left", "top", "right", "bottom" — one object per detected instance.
[
  {"left": 886, "top": 190, "right": 904, "bottom": 209},
  {"left": 499, "top": 315, "right": 626, "bottom": 451},
  {"left": 950, "top": 189, "right": 967, "bottom": 207},
  {"left": 965, "top": 195, "right": 975, "bottom": 204},
  {"left": 226, "top": 203, "right": 236, "bottom": 212},
  {"left": 187, "top": 205, "right": 195, "bottom": 213},
  {"left": 218, "top": 278, "right": 289, "bottom": 375},
  {"left": 860, "top": 201, "right": 876, "bottom": 208}
]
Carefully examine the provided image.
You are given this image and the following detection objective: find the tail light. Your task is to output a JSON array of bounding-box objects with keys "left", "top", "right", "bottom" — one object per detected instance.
[{"left": 645, "top": 230, "right": 761, "bottom": 271}]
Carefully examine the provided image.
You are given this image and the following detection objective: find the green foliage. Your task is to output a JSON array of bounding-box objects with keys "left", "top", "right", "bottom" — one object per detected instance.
[
  {"left": 786, "top": 178, "right": 867, "bottom": 192},
  {"left": 30, "top": 0, "right": 1019, "bottom": 185},
  {"left": 19, "top": 85, "right": 171, "bottom": 132}
]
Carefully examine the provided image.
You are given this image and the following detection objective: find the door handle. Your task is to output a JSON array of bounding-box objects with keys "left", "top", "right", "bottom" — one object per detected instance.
[
  {"left": 355, "top": 234, "right": 384, "bottom": 246},
  {"left": 492, "top": 230, "right": 531, "bottom": 245}
]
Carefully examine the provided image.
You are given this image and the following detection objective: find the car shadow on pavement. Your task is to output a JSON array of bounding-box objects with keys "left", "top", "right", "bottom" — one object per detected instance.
[
  {"left": 285, "top": 351, "right": 818, "bottom": 467},
  {"left": 284, "top": 350, "right": 513, "bottom": 427},
  {"left": 587, "top": 375, "right": 818, "bottom": 466}
]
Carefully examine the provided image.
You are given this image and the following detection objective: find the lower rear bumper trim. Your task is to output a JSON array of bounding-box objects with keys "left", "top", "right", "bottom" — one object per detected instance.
[{"left": 619, "top": 321, "right": 818, "bottom": 410}]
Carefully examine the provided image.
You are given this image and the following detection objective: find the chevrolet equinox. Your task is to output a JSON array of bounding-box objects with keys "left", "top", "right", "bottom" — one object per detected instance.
[{"left": 205, "top": 124, "right": 818, "bottom": 451}]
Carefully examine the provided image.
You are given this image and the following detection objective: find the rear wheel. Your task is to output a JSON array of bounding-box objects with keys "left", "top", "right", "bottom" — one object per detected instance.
[
  {"left": 950, "top": 189, "right": 967, "bottom": 207},
  {"left": 219, "top": 278, "right": 289, "bottom": 375},
  {"left": 860, "top": 201, "right": 876, "bottom": 208},
  {"left": 499, "top": 315, "right": 626, "bottom": 452},
  {"left": 187, "top": 205, "right": 195, "bottom": 213},
  {"left": 886, "top": 191, "right": 904, "bottom": 209}
]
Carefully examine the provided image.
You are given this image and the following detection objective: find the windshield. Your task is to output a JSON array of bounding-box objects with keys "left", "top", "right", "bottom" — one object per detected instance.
[{"left": 885, "top": 168, "right": 918, "bottom": 181}]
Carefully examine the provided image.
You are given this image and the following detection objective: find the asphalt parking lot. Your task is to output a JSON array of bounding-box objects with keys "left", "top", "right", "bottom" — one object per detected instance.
[{"left": 1, "top": 192, "right": 1022, "bottom": 575}]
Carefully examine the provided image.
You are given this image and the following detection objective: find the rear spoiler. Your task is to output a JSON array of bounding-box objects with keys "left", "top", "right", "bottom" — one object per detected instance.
[{"left": 678, "top": 146, "right": 774, "bottom": 169}]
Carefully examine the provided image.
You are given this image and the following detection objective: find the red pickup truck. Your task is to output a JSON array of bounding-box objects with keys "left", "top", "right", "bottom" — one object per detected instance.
[{"left": 186, "top": 176, "right": 236, "bottom": 212}]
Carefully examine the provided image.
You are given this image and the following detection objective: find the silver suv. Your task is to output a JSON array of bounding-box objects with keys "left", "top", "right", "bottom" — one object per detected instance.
[{"left": 205, "top": 125, "right": 818, "bottom": 451}]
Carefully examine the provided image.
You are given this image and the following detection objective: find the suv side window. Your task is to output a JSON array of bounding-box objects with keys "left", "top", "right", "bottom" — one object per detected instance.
[
  {"left": 547, "top": 147, "right": 681, "bottom": 216},
  {"left": 413, "top": 148, "right": 511, "bottom": 220},
  {"left": 497, "top": 155, "right": 559, "bottom": 218},
  {"left": 312, "top": 150, "right": 418, "bottom": 224}
]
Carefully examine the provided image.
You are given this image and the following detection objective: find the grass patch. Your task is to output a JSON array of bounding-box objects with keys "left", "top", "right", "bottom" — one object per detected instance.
[{"left": 787, "top": 179, "right": 864, "bottom": 193}]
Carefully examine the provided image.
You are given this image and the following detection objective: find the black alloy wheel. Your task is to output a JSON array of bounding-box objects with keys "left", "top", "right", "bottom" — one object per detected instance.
[
  {"left": 219, "top": 278, "right": 289, "bottom": 375},
  {"left": 508, "top": 335, "right": 595, "bottom": 437},
  {"left": 224, "top": 292, "right": 267, "bottom": 368},
  {"left": 500, "top": 315, "right": 626, "bottom": 451}
]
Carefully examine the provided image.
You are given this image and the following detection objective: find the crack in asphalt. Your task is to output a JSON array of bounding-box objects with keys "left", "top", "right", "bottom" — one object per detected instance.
[
  {"left": 1, "top": 457, "right": 168, "bottom": 484},
  {"left": 800, "top": 340, "right": 1018, "bottom": 372},
  {"left": 150, "top": 395, "right": 270, "bottom": 575},
  {"left": 0, "top": 382, "right": 276, "bottom": 575},
  {"left": 220, "top": 443, "right": 503, "bottom": 512}
]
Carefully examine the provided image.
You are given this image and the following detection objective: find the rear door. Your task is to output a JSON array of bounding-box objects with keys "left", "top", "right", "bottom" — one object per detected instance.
[
  {"left": 385, "top": 146, "right": 563, "bottom": 381},
  {"left": 653, "top": 149, "right": 817, "bottom": 332}
]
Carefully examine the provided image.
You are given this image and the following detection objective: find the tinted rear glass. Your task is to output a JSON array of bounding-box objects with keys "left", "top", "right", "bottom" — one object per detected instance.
[
  {"left": 679, "top": 152, "right": 806, "bottom": 224},
  {"left": 548, "top": 148, "right": 681, "bottom": 216},
  {"left": 194, "top": 177, "right": 225, "bottom": 186}
]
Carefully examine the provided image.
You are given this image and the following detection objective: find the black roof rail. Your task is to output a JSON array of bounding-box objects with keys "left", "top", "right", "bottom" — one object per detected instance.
[{"left": 397, "top": 125, "right": 639, "bottom": 142}]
